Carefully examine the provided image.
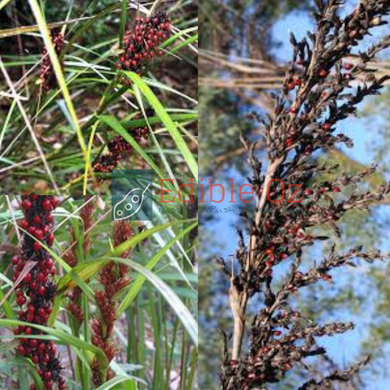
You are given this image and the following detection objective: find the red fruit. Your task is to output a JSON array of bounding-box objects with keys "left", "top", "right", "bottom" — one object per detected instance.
[
  {"left": 39, "top": 286, "right": 46, "bottom": 296},
  {"left": 24, "top": 273, "right": 32, "bottom": 283},
  {"left": 34, "top": 242, "right": 42, "bottom": 251},
  {"left": 46, "top": 233, "right": 54, "bottom": 246},
  {"left": 25, "top": 327, "right": 32, "bottom": 335},
  {"left": 28, "top": 305, "right": 35, "bottom": 314},
  {"left": 30, "top": 339, "right": 38, "bottom": 348},
  {"left": 294, "top": 78, "right": 302, "bottom": 86},
  {"left": 51, "top": 197, "right": 59, "bottom": 207},
  {"left": 266, "top": 260, "right": 273, "bottom": 268},
  {"left": 289, "top": 106, "right": 298, "bottom": 114},
  {"left": 30, "top": 282, "right": 38, "bottom": 290},
  {"left": 59, "top": 383, "right": 66, "bottom": 390},
  {"left": 34, "top": 229, "right": 43, "bottom": 240},
  {"left": 322, "top": 123, "right": 332, "bottom": 130},
  {"left": 28, "top": 226, "right": 36, "bottom": 235},
  {"left": 18, "top": 345, "right": 25, "bottom": 355},
  {"left": 20, "top": 220, "right": 29, "bottom": 229},
  {"left": 42, "top": 225, "right": 50, "bottom": 234},
  {"left": 304, "top": 189, "right": 313, "bottom": 196},
  {"left": 343, "top": 62, "right": 354, "bottom": 70},
  {"left": 44, "top": 371, "right": 52, "bottom": 380},
  {"left": 38, "top": 342, "right": 46, "bottom": 352},
  {"left": 45, "top": 380, "right": 54, "bottom": 389},
  {"left": 11, "top": 256, "right": 19, "bottom": 265},
  {"left": 32, "top": 355, "right": 39, "bottom": 364},
  {"left": 17, "top": 296, "right": 26, "bottom": 306},
  {"left": 43, "top": 354, "right": 50, "bottom": 364},
  {"left": 22, "top": 200, "right": 32, "bottom": 209},
  {"left": 318, "top": 69, "right": 328, "bottom": 77},
  {"left": 33, "top": 216, "right": 41, "bottom": 224},
  {"left": 45, "top": 259, "right": 54, "bottom": 268},
  {"left": 42, "top": 199, "right": 52, "bottom": 211},
  {"left": 274, "top": 330, "right": 282, "bottom": 336},
  {"left": 37, "top": 273, "right": 45, "bottom": 282},
  {"left": 332, "top": 186, "right": 341, "bottom": 192},
  {"left": 286, "top": 137, "right": 295, "bottom": 147},
  {"left": 287, "top": 82, "right": 295, "bottom": 91}
]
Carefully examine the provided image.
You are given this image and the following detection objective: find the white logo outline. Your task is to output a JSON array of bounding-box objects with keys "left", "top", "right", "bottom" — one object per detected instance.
[{"left": 113, "top": 183, "right": 151, "bottom": 221}]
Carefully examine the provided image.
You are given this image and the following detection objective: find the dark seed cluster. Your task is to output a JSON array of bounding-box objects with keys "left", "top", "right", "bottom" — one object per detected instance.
[
  {"left": 39, "top": 31, "right": 64, "bottom": 92},
  {"left": 219, "top": 1, "right": 390, "bottom": 389},
  {"left": 118, "top": 12, "right": 171, "bottom": 76},
  {"left": 13, "top": 196, "right": 65, "bottom": 390},
  {"left": 92, "top": 126, "right": 149, "bottom": 177}
]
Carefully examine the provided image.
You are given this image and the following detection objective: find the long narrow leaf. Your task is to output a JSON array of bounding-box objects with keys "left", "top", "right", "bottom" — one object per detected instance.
[
  {"left": 121, "top": 72, "right": 198, "bottom": 180},
  {"left": 117, "top": 220, "right": 198, "bottom": 316}
]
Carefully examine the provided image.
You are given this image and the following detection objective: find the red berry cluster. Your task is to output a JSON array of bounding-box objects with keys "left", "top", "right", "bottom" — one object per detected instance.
[
  {"left": 91, "top": 221, "right": 133, "bottom": 386},
  {"left": 39, "top": 31, "right": 64, "bottom": 92},
  {"left": 13, "top": 196, "right": 65, "bottom": 390},
  {"left": 118, "top": 12, "right": 171, "bottom": 76},
  {"left": 92, "top": 126, "right": 149, "bottom": 177}
]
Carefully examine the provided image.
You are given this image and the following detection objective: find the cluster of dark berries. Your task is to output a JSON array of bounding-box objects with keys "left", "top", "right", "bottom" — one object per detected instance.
[
  {"left": 219, "top": 1, "right": 390, "bottom": 389},
  {"left": 92, "top": 126, "right": 149, "bottom": 177},
  {"left": 39, "top": 31, "right": 64, "bottom": 92},
  {"left": 13, "top": 196, "right": 65, "bottom": 390},
  {"left": 118, "top": 12, "right": 171, "bottom": 77}
]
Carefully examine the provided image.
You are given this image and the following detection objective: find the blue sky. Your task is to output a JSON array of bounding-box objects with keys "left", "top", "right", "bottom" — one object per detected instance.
[{"left": 201, "top": 4, "right": 390, "bottom": 389}]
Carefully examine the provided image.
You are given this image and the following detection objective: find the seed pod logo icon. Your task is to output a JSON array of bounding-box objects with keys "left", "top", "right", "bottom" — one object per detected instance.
[{"left": 114, "top": 183, "right": 151, "bottom": 220}]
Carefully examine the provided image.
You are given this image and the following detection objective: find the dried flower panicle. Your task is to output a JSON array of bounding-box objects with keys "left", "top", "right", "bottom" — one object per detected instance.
[
  {"left": 92, "top": 126, "right": 149, "bottom": 177},
  {"left": 39, "top": 31, "right": 64, "bottom": 92},
  {"left": 118, "top": 12, "right": 171, "bottom": 77},
  {"left": 91, "top": 220, "right": 133, "bottom": 386},
  {"left": 64, "top": 196, "right": 97, "bottom": 325},
  {"left": 79, "top": 195, "right": 96, "bottom": 254},
  {"left": 219, "top": 1, "right": 390, "bottom": 389},
  {"left": 13, "top": 195, "right": 65, "bottom": 390}
]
